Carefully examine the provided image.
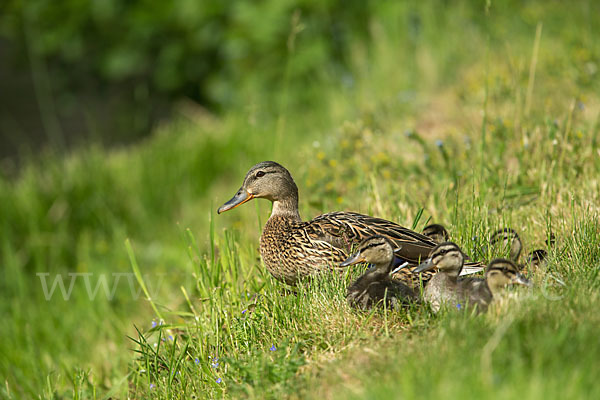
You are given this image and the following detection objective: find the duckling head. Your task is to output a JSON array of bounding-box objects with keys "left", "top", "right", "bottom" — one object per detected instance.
[
  {"left": 414, "top": 242, "right": 464, "bottom": 278},
  {"left": 340, "top": 236, "right": 395, "bottom": 274},
  {"left": 486, "top": 258, "right": 532, "bottom": 295},
  {"left": 525, "top": 249, "right": 548, "bottom": 270},
  {"left": 422, "top": 223, "right": 450, "bottom": 243},
  {"left": 217, "top": 161, "right": 299, "bottom": 215},
  {"left": 489, "top": 227, "right": 522, "bottom": 261}
]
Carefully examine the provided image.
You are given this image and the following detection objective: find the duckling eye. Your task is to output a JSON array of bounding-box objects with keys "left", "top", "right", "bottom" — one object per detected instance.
[{"left": 255, "top": 171, "right": 266, "bottom": 178}]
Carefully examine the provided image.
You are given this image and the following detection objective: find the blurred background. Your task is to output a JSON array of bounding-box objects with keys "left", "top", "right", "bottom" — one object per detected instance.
[
  {"left": 1, "top": 0, "right": 599, "bottom": 398},
  {"left": 0, "top": 0, "right": 379, "bottom": 158}
]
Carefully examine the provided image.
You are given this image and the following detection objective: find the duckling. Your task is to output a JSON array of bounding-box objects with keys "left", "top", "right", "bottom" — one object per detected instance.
[
  {"left": 217, "top": 161, "right": 484, "bottom": 285},
  {"left": 413, "top": 245, "right": 531, "bottom": 313},
  {"left": 488, "top": 227, "right": 522, "bottom": 262},
  {"left": 341, "top": 236, "right": 418, "bottom": 310},
  {"left": 523, "top": 249, "right": 548, "bottom": 270},
  {"left": 484, "top": 258, "right": 532, "bottom": 297},
  {"left": 412, "top": 242, "right": 468, "bottom": 313},
  {"left": 422, "top": 224, "right": 450, "bottom": 244},
  {"left": 522, "top": 233, "right": 554, "bottom": 271}
]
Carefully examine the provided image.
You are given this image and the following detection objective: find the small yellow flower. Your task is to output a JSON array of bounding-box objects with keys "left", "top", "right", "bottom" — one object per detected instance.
[
  {"left": 328, "top": 159, "right": 338, "bottom": 168},
  {"left": 317, "top": 151, "right": 326, "bottom": 160}
]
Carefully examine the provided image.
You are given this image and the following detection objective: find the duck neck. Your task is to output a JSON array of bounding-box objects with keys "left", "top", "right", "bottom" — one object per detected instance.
[
  {"left": 362, "top": 263, "right": 391, "bottom": 283},
  {"left": 270, "top": 196, "right": 301, "bottom": 222},
  {"left": 373, "top": 262, "right": 392, "bottom": 276},
  {"left": 443, "top": 271, "right": 460, "bottom": 283}
]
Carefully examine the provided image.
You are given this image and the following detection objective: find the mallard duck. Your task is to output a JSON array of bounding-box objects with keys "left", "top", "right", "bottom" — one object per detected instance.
[
  {"left": 412, "top": 243, "right": 531, "bottom": 313},
  {"left": 488, "top": 227, "right": 522, "bottom": 262},
  {"left": 422, "top": 223, "right": 449, "bottom": 243},
  {"left": 341, "top": 236, "right": 418, "bottom": 310},
  {"left": 217, "top": 161, "right": 483, "bottom": 285}
]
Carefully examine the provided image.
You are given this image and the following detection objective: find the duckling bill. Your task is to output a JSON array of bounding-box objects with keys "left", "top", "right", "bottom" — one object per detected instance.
[{"left": 342, "top": 236, "right": 417, "bottom": 310}]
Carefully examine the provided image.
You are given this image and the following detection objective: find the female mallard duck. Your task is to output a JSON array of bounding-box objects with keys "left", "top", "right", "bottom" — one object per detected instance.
[
  {"left": 488, "top": 227, "right": 522, "bottom": 262},
  {"left": 412, "top": 243, "right": 531, "bottom": 313},
  {"left": 217, "top": 161, "right": 483, "bottom": 285},
  {"left": 422, "top": 223, "right": 450, "bottom": 243},
  {"left": 341, "top": 236, "right": 418, "bottom": 310}
]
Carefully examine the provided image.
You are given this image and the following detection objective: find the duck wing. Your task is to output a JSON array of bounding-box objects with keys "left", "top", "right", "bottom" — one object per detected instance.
[
  {"left": 301, "top": 211, "right": 484, "bottom": 287},
  {"left": 304, "top": 211, "right": 437, "bottom": 263}
]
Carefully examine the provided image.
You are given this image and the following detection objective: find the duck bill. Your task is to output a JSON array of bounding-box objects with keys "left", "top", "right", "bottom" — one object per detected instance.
[
  {"left": 340, "top": 252, "right": 365, "bottom": 267},
  {"left": 217, "top": 188, "right": 254, "bottom": 214},
  {"left": 414, "top": 258, "right": 434, "bottom": 273},
  {"left": 513, "top": 273, "right": 533, "bottom": 287}
]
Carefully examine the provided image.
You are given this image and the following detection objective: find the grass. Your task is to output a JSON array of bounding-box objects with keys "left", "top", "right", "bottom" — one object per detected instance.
[{"left": 1, "top": 1, "right": 600, "bottom": 398}]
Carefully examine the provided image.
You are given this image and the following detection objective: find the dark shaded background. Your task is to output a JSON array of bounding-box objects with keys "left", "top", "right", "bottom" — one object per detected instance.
[{"left": 0, "top": 0, "right": 377, "bottom": 159}]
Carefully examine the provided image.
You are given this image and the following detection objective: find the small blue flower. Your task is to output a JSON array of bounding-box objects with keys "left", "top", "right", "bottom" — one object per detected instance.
[
  {"left": 241, "top": 309, "right": 247, "bottom": 315},
  {"left": 270, "top": 345, "right": 276, "bottom": 352},
  {"left": 151, "top": 320, "right": 157, "bottom": 328},
  {"left": 435, "top": 139, "right": 444, "bottom": 148},
  {"left": 194, "top": 358, "right": 200, "bottom": 365},
  {"left": 150, "top": 383, "right": 156, "bottom": 390},
  {"left": 456, "top": 303, "right": 462, "bottom": 310},
  {"left": 216, "top": 378, "right": 222, "bottom": 384},
  {"left": 168, "top": 335, "right": 173, "bottom": 341}
]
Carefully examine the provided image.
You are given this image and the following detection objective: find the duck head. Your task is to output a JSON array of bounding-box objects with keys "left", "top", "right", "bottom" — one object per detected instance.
[
  {"left": 340, "top": 236, "right": 397, "bottom": 274},
  {"left": 489, "top": 227, "right": 522, "bottom": 262},
  {"left": 422, "top": 223, "right": 450, "bottom": 243},
  {"left": 486, "top": 258, "right": 532, "bottom": 295},
  {"left": 414, "top": 241, "right": 464, "bottom": 278},
  {"left": 217, "top": 161, "right": 299, "bottom": 216},
  {"left": 525, "top": 249, "right": 548, "bottom": 269}
]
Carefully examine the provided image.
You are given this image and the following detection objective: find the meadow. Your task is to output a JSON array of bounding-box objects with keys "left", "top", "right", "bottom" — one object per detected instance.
[{"left": 1, "top": 1, "right": 599, "bottom": 399}]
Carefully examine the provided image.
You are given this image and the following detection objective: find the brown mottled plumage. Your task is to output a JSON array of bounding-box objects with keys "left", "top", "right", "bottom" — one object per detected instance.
[{"left": 218, "top": 161, "right": 484, "bottom": 285}]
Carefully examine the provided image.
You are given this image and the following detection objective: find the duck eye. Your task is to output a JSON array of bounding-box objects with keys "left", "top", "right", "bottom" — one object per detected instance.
[{"left": 255, "top": 171, "right": 265, "bottom": 178}]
